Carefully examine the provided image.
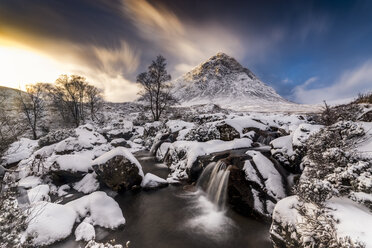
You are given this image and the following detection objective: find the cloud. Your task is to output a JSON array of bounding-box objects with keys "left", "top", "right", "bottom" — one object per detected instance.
[
  {"left": 122, "top": 0, "right": 283, "bottom": 77},
  {"left": 292, "top": 61, "right": 372, "bottom": 104}
]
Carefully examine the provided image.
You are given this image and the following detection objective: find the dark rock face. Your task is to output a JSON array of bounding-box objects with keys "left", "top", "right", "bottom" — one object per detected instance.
[
  {"left": 92, "top": 155, "right": 143, "bottom": 191},
  {"left": 49, "top": 163, "right": 87, "bottom": 185},
  {"left": 111, "top": 139, "right": 131, "bottom": 148},
  {"left": 216, "top": 123, "right": 240, "bottom": 141}
]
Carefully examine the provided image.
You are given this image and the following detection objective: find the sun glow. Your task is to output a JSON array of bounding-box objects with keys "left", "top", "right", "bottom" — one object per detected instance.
[{"left": 0, "top": 44, "right": 66, "bottom": 90}]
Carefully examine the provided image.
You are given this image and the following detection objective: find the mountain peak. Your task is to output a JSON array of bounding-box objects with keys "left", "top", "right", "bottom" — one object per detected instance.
[
  {"left": 172, "top": 53, "right": 289, "bottom": 110},
  {"left": 184, "top": 52, "right": 256, "bottom": 81}
]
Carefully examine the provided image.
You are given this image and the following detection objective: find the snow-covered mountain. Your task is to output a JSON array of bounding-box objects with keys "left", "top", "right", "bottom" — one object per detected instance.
[{"left": 172, "top": 53, "right": 318, "bottom": 112}]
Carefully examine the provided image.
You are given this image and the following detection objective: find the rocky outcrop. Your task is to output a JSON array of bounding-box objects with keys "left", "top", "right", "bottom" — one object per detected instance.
[{"left": 92, "top": 148, "right": 144, "bottom": 191}]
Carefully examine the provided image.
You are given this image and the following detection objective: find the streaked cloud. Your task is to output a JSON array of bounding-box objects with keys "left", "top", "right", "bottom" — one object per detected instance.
[{"left": 293, "top": 61, "right": 372, "bottom": 104}]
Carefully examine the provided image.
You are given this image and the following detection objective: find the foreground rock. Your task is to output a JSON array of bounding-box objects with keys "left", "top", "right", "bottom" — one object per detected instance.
[
  {"left": 92, "top": 147, "right": 144, "bottom": 191},
  {"left": 141, "top": 173, "right": 168, "bottom": 189}
]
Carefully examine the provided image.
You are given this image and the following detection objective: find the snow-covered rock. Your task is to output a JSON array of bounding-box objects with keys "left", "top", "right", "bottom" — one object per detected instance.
[
  {"left": 27, "top": 184, "right": 50, "bottom": 203},
  {"left": 73, "top": 173, "right": 100, "bottom": 194},
  {"left": 18, "top": 176, "right": 42, "bottom": 189},
  {"left": 2, "top": 138, "right": 38, "bottom": 166},
  {"left": 75, "top": 222, "right": 95, "bottom": 241},
  {"left": 92, "top": 147, "right": 144, "bottom": 191},
  {"left": 141, "top": 173, "right": 168, "bottom": 189},
  {"left": 165, "top": 138, "right": 253, "bottom": 180},
  {"left": 25, "top": 201, "right": 78, "bottom": 246},
  {"left": 66, "top": 191, "right": 125, "bottom": 229}
]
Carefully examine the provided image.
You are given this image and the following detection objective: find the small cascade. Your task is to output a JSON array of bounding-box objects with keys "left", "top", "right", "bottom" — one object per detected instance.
[{"left": 197, "top": 161, "right": 231, "bottom": 210}]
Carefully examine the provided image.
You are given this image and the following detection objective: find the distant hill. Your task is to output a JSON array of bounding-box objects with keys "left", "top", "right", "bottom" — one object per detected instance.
[{"left": 0, "top": 86, "right": 25, "bottom": 110}]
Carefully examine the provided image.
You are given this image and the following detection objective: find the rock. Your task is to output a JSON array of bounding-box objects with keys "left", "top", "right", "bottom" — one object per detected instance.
[
  {"left": 141, "top": 173, "right": 168, "bottom": 189},
  {"left": 110, "top": 138, "right": 131, "bottom": 148},
  {"left": 144, "top": 121, "right": 163, "bottom": 137},
  {"left": 92, "top": 147, "right": 144, "bottom": 191},
  {"left": 75, "top": 222, "right": 95, "bottom": 241},
  {"left": 38, "top": 129, "right": 75, "bottom": 148},
  {"left": 216, "top": 123, "right": 240, "bottom": 141}
]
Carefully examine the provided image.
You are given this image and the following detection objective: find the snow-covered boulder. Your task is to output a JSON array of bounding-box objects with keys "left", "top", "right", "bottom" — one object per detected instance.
[
  {"left": 143, "top": 121, "right": 163, "bottom": 137},
  {"left": 141, "top": 173, "right": 168, "bottom": 189},
  {"left": 66, "top": 191, "right": 126, "bottom": 229},
  {"left": 156, "top": 142, "right": 171, "bottom": 162},
  {"left": 38, "top": 129, "right": 75, "bottom": 148},
  {"left": 50, "top": 153, "right": 94, "bottom": 183},
  {"left": 165, "top": 138, "right": 253, "bottom": 181},
  {"left": 25, "top": 201, "right": 78, "bottom": 246},
  {"left": 227, "top": 151, "right": 287, "bottom": 218},
  {"left": 110, "top": 138, "right": 130, "bottom": 148},
  {"left": 75, "top": 222, "right": 95, "bottom": 241},
  {"left": 92, "top": 147, "right": 144, "bottom": 191},
  {"left": 2, "top": 138, "right": 38, "bottom": 166},
  {"left": 27, "top": 184, "right": 50, "bottom": 203}
]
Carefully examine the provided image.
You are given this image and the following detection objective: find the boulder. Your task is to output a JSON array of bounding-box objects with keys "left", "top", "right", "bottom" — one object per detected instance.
[
  {"left": 92, "top": 147, "right": 144, "bottom": 191},
  {"left": 141, "top": 173, "right": 168, "bottom": 189}
]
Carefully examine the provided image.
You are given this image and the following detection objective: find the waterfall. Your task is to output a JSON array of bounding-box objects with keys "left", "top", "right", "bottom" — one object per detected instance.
[{"left": 197, "top": 161, "right": 231, "bottom": 211}]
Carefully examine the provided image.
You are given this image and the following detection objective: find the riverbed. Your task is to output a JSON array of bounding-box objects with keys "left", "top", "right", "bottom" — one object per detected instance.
[{"left": 51, "top": 153, "right": 272, "bottom": 248}]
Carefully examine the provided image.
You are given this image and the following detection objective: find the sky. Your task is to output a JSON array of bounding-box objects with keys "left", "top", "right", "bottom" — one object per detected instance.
[{"left": 0, "top": 0, "right": 371, "bottom": 104}]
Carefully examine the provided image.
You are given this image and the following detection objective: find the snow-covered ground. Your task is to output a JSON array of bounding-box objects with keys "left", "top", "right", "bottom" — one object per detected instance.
[{"left": 1, "top": 100, "right": 371, "bottom": 247}]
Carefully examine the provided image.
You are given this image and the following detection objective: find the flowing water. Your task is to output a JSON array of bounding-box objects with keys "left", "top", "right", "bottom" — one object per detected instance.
[{"left": 51, "top": 152, "right": 272, "bottom": 248}]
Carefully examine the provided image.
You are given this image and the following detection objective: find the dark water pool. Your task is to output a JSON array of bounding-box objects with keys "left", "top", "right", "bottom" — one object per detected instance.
[{"left": 51, "top": 153, "right": 272, "bottom": 248}]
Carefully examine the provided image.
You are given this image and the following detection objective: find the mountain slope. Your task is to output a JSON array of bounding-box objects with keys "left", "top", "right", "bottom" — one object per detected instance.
[{"left": 172, "top": 53, "right": 318, "bottom": 112}]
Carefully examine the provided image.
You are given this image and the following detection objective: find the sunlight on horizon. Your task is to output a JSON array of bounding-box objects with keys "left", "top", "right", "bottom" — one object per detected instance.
[{"left": 0, "top": 44, "right": 66, "bottom": 90}]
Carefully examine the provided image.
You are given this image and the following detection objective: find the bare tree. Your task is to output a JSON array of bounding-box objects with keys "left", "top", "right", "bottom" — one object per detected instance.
[
  {"left": 137, "top": 55, "right": 176, "bottom": 121},
  {"left": 55, "top": 75, "right": 89, "bottom": 127},
  {"left": 17, "top": 83, "right": 45, "bottom": 140},
  {"left": 86, "top": 85, "right": 104, "bottom": 121}
]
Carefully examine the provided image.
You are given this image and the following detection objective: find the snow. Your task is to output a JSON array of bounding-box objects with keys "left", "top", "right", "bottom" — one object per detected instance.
[
  {"left": 270, "top": 135, "right": 294, "bottom": 157},
  {"left": 272, "top": 195, "right": 301, "bottom": 226},
  {"left": 178, "top": 138, "right": 252, "bottom": 169},
  {"left": 18, "top": 176, "right": 42, "bottom": 188},
  {"left": 141, "top": 173, "right": 168, "bottom": 189},
  {"left": 327, "top": 197, "right": 372, "bottom": 247},
  {"left": 243, "top": 160, "right": 262, "bottom": 187},
  {"left": 25, "top": 201, "right": 78, "bottom": 246},
  {"left": 224, "top": 116, "right": 268, "bottom": 135},
  {"left": 246, "top": 150, "right": 285, "bottom": 200},
  {"left": 2, "top": 138, "right": 38, "bottom": 165},
  {"left": 27, "top": 184, "right": 50, "bottom": 203},
  {"left": 356, "top": 122, "right": 372, "bottom": 158},
  {"left": 91, "top": 147, "right": 144, "bottom": 178},
  {"left": 166, "top": 120, "right": 195, "bottom": 133},
  {"left": 58, "top": 184, "right": 70, "bottom": 197},
  {"left": 73, "top": 173, "right": 100, "bottom": 194},
  {"left": 292, "top": 124, "right": 323, "bottom": 147},
  {"left": 54, "top": 153, "right": 93, "bottom": 172},
  {"left": 66, "top": 191, "right": 125, "bottom": 229},
  {"left": 75, "top": 221, "right": 95, "bottom": 241},
  {"left": 156, "top": 142, "right": 171, "bottom": 161}
]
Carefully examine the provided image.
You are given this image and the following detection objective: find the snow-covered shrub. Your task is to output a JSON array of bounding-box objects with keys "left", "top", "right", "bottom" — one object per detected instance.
[
  {"left": 0, "top": 182, "right": 33, "bottom": 247},
  {"left": 296, "top": 121, "right": 371, "bottom": 205}
]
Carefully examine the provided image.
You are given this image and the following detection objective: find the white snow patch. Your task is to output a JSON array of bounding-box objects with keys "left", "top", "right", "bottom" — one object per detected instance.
[
  {"left": 18, "top": 176, "right": 42, "bottom": 189},
  {"left": 27, "top": 184, "right": 50, "bottom": 203},
  {"left": 75, "top": 221, "right": 95, "bottom": 241},
  {"left": 73, "top": 173, "right": 100, "bottom": 194}
]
